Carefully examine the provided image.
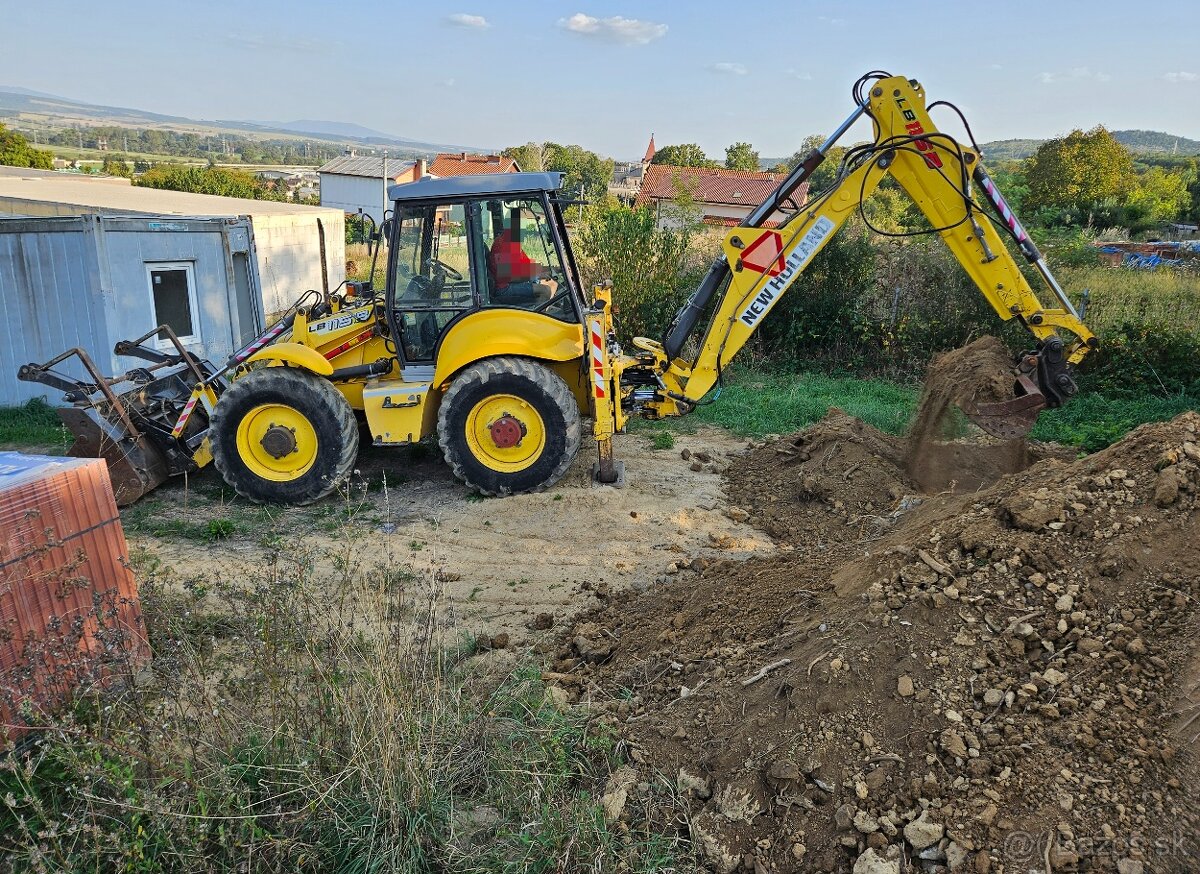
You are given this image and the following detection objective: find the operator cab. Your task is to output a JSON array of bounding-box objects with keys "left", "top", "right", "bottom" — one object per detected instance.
[{"left": 383, "top": 172, "right": 585, "bottom": 367}]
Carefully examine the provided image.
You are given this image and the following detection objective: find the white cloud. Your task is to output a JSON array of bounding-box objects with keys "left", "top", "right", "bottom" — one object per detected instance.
[
  {"left": 818, "top": 15, "right": 847, "bottom": 25},
  {"left": 784, "top": 68, "right": 813, "bottom": 80},
  {"left": 1038, "top": 66, "right": 1111, "bottom": 84},
  {"left": 1164, "top": 71, "right": 1198, "bottom": 83},
  {"left": 557, "top": 13, "right": 668, "bottom": 45},
  {"left": 709, "top": 62, "right": 748, "bottom": 76},
  {"left": 989, "top": 63, "right": 1003, "bottom": 70},
  {"left": 446, "top": 13, "right": 489, "bottom": 29}
]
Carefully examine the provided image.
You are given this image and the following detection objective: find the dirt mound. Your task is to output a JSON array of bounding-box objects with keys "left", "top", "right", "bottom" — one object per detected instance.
[
  {"left": 725, "top": 409, "right": 1063, "bottom": 547},
  {"left": 554, "top": 412, "right": 1200, "bottom": 873}
]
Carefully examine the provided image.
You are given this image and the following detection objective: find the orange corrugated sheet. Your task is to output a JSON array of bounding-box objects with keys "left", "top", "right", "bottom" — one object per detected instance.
[{"left": 0, "top": 452, "right": 148, "bottom": 742}]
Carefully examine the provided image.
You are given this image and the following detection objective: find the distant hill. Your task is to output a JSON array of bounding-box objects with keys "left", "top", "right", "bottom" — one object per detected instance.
[
  {"left": 269, "top": 120, "right": 399, "bottom": 141},
  {"left": 981, "top": 130, "right": 1200, "bottom": 162},
  {"left": 0, "top": 85, "right": 68, "bottom": 100},
  {"left": 0, "top": 88, "right": 484, "bottom": 155}
]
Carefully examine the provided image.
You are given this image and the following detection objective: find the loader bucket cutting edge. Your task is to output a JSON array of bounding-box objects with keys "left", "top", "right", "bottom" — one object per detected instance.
[
  {"left": 57, "top": 408, "right": 169, "bottom": 506},
  {"left": 960, "top": 373, "right": 1046, "bottom": 441}
]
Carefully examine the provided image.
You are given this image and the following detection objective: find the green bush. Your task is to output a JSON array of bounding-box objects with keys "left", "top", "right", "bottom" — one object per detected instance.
[
  {"left": 1075, "top": 323, "right": 1200, "bottom": 397},
  {"left": 574, "top": 203, "right": 705, "bottom": 346}
]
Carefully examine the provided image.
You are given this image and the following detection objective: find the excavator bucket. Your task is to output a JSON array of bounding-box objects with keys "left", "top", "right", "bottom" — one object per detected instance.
[
  {"left": 57, "top": 407, "right": 169, "bottom": 506},
  {"left": 915, "top": 338, "right": 1065, "bottom": 443},
  {"left": 959, "top": 371, "right": 1046, "bottom": 441},
  {"left": 17, "top": 328, "right": 224, "bottom": 506}
]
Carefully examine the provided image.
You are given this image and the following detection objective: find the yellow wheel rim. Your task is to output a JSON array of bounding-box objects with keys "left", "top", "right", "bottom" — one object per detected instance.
[
  {"left": 235, "top": 403, "right": 319, "bottom": 482},
  {"left": 465, "top": 394, "right": 545, "bottom": 473}
]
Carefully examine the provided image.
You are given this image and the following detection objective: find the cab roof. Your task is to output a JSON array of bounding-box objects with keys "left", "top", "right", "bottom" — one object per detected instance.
[{"left": 388, "top": 171, "right": 564, "bottom": 203}]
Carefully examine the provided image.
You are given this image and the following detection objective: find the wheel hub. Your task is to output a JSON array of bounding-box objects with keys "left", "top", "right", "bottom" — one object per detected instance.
[
  {"left": 488, "top": 414, "right": 525, "bottom": 449},
  {"left": 260, "top": 424, "right": 298, "bottom": 459}
]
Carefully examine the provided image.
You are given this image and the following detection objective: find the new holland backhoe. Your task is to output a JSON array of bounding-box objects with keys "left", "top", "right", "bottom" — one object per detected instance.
[{"left": 20, "top": 72, "right": 1097, "bottom": 505}]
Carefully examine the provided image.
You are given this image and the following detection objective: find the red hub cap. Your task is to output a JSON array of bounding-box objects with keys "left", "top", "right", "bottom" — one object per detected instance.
[{"left": 488, "top": 414, "right": 525, "bottom": 448}]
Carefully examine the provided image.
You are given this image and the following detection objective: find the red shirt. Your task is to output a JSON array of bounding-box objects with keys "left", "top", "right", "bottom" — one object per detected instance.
[{"left": 488, "top": 230, "right": 539, "bottom": 287}]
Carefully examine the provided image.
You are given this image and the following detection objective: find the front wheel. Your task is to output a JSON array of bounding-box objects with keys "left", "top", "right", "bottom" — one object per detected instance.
[
  {"left": 438, "top": 357, "right": 581, "bottom": 496},
  {"left": 211, "top": 367, "right": 358, "bottom": 504}
]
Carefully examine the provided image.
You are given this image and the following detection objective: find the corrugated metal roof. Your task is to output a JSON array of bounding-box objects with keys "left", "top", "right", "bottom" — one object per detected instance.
[
  {"left": 0, "top": 175, "right": 344, "bottom": 218},
  {"left": 317, "top": 155, "right": 415, "bottom": 178}
]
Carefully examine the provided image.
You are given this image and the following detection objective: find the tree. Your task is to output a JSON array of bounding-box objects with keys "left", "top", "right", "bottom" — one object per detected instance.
[
  {"left": 503, "top": 142, "right": 613, "bottom": 202},
  {"left": 101, "top": 156, "right": 132, "bottom": 178},
  {"left": 773, "top": 134, "right": 846, "bottom": 192},
  {"left": 650, "top": 143, "right": 716, "bottom": 168},
  {"left": 1122, "top": 166, "right": 1194, "bottom": 230},
  {"left": 724, "top": 142, "right": 760, "bottom": 171},
  {"left": 544, "top": 143, "right": 613, "bottom": 202},
  {"left": 502, "top": 142, "right": 550, "bottom": 172},
  {"left": 1023, "top": 126, "right": 1135, "bottom": 214},
  {"left": 0, "top": 123, "right": 54, "bottom": 169},
  {"left": 134, "top": 165, "right": 282, "bottom": 200}
]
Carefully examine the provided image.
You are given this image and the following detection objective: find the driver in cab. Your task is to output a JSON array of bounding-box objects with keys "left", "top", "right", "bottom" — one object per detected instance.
[{"left": 487, "top": 207, "right": 557, "bottom": 305}]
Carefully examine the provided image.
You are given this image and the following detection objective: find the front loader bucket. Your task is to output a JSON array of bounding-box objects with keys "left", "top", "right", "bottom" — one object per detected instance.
[
  {"left": 960, "top": 372, "right": 1047, "bottom": 441},
  {"left": 58, "top": 407, "right": 169, "bottom": 506}
]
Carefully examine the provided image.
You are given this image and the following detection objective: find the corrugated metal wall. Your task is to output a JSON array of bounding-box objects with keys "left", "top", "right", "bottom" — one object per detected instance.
[
  {"left": 1, "top": 211, "right": 343, "bottom": 407},
  {"left": 0, "top": 217, "right": 110, "bottom": 404},
  {"left": 99, "top": 217, "right": 239, "bottom": 374}
]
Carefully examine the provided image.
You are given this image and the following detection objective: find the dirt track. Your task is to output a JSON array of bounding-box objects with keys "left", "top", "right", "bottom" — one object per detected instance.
[{"left": 125, "top": 426, "right": 776, "bottom": 647}]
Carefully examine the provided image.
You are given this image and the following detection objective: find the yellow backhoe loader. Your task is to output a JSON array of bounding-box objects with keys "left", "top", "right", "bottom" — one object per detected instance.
[{"left": 20, "top": 72, "right": 1097, "bottom": 505}]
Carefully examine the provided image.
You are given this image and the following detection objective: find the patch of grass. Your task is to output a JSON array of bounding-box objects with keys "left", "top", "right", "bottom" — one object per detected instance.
[
  {"left": 643, "top": 366, "right": 1197, "bottom": 452},
  {"left": 1031, "top": 392, "right": 1200, "bottom": 451},
  {"left": 0, "top": 398, "right": 69, "bottom": 450},
  {"left": 648, "top": 430, "right": 675, "bottom": 450},
  {"left": 121, "top": 503, "right": 241, "bottom": 542},
  {"left": 686, "top": 367, "right": 919, "bottom": 438}
]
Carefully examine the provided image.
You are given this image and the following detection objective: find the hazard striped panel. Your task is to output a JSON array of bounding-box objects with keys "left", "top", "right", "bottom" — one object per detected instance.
[{"left": 589, "top": 319, "right": 606, "bottom": 399}]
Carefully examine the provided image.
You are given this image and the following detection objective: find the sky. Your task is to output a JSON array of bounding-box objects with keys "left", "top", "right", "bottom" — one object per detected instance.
[{"left": 2, "top": 0, "right": 1198, "bottom": 161}]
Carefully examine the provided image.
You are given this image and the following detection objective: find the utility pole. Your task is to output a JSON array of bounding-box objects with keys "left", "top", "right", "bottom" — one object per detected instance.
[{"left": 381, "top": 150, "right": 388, "bottom": 226}]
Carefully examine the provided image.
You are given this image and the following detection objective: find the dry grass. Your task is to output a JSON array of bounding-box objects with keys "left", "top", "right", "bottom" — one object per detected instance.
[
  {"left": 1, "top": 524, "right": 689, "bottom": 873},
  {"left": 1061, "top": 266, "right": 1200, "bottom": 333}
]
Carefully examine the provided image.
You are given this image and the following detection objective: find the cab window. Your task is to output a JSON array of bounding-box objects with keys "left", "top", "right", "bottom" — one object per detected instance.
[
  {"left": 478, "top": 197, "right": 569, "bottom": 311},
  {"left": 390, "top": 203, "right": 473, "bottom": 362}
]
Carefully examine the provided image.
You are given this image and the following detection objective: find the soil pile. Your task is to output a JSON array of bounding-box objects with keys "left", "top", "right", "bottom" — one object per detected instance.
[{"left": 553, "top": 412, "right": 1200, "bottom": 873}]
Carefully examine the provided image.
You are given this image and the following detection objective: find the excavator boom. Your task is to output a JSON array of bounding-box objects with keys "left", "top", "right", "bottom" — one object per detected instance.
[{"left": 638, "top": 73, "right": 1097, "bottom": 438}]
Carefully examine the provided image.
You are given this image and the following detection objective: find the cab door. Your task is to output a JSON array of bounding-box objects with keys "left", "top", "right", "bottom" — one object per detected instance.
[{"left": 388, "top": 201, "right": 477, "bottom": 375}]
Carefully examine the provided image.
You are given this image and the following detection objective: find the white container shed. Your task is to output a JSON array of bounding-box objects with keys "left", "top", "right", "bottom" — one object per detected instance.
[{"left": 0, "top": 173, "right": 345, "bottom": 405}]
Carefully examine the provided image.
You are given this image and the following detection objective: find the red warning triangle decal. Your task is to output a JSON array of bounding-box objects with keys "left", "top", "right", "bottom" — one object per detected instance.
[{"left": 740, "top": 230, "right": 786, "bottom": 276}]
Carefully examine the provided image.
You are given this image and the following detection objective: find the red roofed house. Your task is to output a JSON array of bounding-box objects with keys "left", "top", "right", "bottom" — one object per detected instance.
[
  {"left": 634, "top": 164, "right": 807, "bottom": 230},
  {"left": 428, "top": 152, "right": 520, "bottom": 177}
]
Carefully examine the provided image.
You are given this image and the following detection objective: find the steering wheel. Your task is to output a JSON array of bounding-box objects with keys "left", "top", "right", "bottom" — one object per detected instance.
[{"left": 425, "top": 258, "right": 463, "bottom": 282}]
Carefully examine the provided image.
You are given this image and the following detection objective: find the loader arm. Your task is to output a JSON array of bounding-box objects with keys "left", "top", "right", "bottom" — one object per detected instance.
[{"left": 640, "top": 74, "right": 1097, "bottom": 429}]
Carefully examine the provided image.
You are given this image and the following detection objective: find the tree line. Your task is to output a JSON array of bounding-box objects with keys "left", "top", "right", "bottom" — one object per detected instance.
[
  {"left": 29, "top": 125, "right": 376, "bottom": 166},
  {"left": 645, "top": 128, "right": 1200, "bottom": 234}
]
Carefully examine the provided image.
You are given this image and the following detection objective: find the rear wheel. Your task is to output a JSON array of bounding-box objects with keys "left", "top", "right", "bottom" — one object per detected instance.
[
  {"left": 438, "top": 357, "right": 581, "bottom": 496},
  {"left": 211, "top": 367, "right": 358, "bottom": 504}
]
